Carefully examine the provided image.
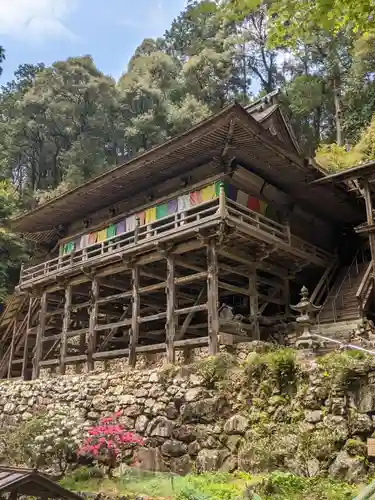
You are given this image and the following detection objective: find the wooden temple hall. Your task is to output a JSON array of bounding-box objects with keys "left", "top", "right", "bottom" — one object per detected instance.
[{"left": 1, "top": 91, "right": 374, "bottom": 380}]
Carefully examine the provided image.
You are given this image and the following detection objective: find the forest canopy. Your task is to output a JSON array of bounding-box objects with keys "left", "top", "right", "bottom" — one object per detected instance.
[{"left": 0, "top": 0, "right": 375, "bottom": 296}]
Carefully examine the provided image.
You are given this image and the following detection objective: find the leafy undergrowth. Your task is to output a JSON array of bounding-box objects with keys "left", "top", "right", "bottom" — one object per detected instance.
[{"left": 60, "top": 469, "right": 359, "bottom": 499}]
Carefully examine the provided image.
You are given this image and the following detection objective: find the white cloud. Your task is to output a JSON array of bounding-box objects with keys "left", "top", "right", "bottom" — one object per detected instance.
[
  {"left": 118, "top": 0, "right": 186, "bottom": 37},
  {"left": 0, "top": 0, "right": 77, "bottom": 41}
]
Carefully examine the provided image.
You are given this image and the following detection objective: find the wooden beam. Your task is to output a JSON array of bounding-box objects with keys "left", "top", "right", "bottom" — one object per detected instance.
[
  {"left": 207, "top": 239, "right": 219, "bottom": 355},
  {"left": 33, "top": 291, "right": 47, "bottom": 379},
  {"left": 218, "top": 247, "right": 288, "bottom": 279},
  {"left": 87, "top": 278, "right": 99, "bottom": 371},
  {"left": 219, "top": 280, "right": 248, "bottom": 296},
  {"left": 129, "top": 266, "right": 140, "bottom": 367},
  {"left": 60, "top": 284, "right": 72, "bottom": 375},
  {"left": 98, "top": 308, "right": 129, "bottom": 350},
  {"left": 166, "top": 254, "right": 176, "bottom": 364},
  {"left": 97, "top": 291, "right": 131, "bottom": 305},
  {"left": 139, "top": 312, "right": 167, "bottom": 324},
  {"left": 177, "top": 288, "right": 205, "bottom": 341},
  {"left": 176, "top": 304, "right": 207, "bottom": 316},
  {"left": 95, "top": 318, "right": 132, "bottom": 331},
  {"left": 138, "top": 272, "right": 208, "bottom": 296}
]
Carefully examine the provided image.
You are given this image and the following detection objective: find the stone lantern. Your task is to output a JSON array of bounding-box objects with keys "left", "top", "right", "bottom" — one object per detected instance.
[{"left": 290, "top": 286, "right": 321, "bottom": 350}]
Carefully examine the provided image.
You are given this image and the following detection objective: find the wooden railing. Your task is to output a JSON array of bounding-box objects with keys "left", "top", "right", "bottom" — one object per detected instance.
[
  {"left": 20, "top": 197, "right": 331, "bottom": 286},
  {"left": 356, "top": 261, "right": 373, "bottom": 315},
  {"left": 226, "top": 198, "right": 287, "bottom": 241},
  {"left": 310, "top": 259, "right": 339, "bottom": 306}
]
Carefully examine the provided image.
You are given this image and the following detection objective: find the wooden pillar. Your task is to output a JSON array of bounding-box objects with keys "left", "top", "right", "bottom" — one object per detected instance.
[
  {"left": 218, "top": 181, "right": 226, "bottom": 217},
  {"left": 87, "top": 278, "right": 99, "bottom": 371},
  {"left": 166, "top": 255, "right": 176, "bottom": 364},
  {"left": 129, "top": 266, "right": 140, "bottom": 367},
  {"left": 60, "top": 284, "right": 72, "bottom": 375},
  {"left": 32, "top": 291, "right": 47, "bottom": 380},
  {"left": 22, "top": 296, "right": 34, "bottom": 380},
  {"left": 134, "top": 216, "right": 140, "bottom": 243},
  {"left": 7, "top": 317, "right": 18, "bottom": 379},
  {"left": 362, "top": 179, "right": 375, "bottom": 273},
  {"left": 248, "top": 274, "right": 260, "bottom": 340},
  {"left": 207, "top": 239, "right": 219, "bottom": 355},
  {"left": 283, "top": 279, "right": 290, "bottom": 316}
]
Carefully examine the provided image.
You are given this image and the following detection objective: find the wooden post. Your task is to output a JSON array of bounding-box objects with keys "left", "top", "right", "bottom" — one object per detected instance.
[
  {"left": 19, "top": 262, "right": 24, "bottom": 285},
  {"left": 22, "top": 296, "right": 34, "bottom": 380},
  {"left": 207, "top": 239, "right": 219, "bottom": 355},
  {"left": 282, "top": 210, "right": 292, "bottom": 244},
  {"left": 7, "top": 317, "right": 18, "bottom": 379},
  {"left": 33, "top": 291, "right": 47, "bottom": 380},
  {"left": 129, "top": 266, "right": 140, "bottom": 367},
  {"left": 166, "top": 254, "right": 176, "bottom": 364},
  {"left": 134, "top": 216, "right": 140, "bottom": 244},
  {"left": 87, "top": 278, "right": 99, "bottom": 371},
  {"left": 248, "top": 274, "right": 260, "bottom": 340},
  {"left": 283, "top": 279, "right": 290, "bottom": 316},
  {"left": 60, "top": 284, "right": 72, "bottom": 375},
  {"left": 218, "top": 181, "right": 226, "bottom": 217},
  {"left": 362, "top": 179, "right": 375, "bottom": 274}
]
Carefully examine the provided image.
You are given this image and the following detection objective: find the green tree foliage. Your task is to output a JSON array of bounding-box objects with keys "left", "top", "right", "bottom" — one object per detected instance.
[
  {"left": 217, "top": 0, "right": 375, "bottom": 46},
  {"left": 316, "top": 114, "right": 375, "bottom": 172},
  {"left": 0, "top": 45, "right": 5, "bottom": 76},
  {"left": 0, "top": 181, "right": 27, "bottom": 300}
]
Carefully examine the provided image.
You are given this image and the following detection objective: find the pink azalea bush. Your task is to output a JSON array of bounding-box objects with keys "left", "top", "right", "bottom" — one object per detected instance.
[{"left": 78, "top": 412, "right": 144, "bottom": 474}]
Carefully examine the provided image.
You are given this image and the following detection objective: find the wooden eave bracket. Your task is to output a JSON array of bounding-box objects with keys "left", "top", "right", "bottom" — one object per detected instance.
[
  {"left": 220, "top": 118, "right": 236, "bottom": 162},
  {"left": 80, "top": 266, "right": 94, "bottom": 278},
  {"left": 154, "top": 242, "right": 175, "bottom": 257}
]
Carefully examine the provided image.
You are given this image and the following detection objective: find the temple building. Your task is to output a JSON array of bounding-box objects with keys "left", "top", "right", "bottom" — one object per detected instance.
[{"left": 0, "top": 92, "right": 372, "bottom": 380}]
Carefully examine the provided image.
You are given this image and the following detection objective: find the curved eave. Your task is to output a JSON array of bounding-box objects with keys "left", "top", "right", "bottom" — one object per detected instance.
[{"left": 12, "top": 103, "right": 362, "bottom": 233}]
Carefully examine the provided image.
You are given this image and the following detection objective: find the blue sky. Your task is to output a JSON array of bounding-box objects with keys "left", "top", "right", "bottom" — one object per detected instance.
[{"left": 0, "top": 0, "right": 187, "bottom": 83}]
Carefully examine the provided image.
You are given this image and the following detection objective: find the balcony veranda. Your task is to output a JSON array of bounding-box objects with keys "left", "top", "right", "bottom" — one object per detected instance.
[{"left": 19, "top": 194, "right": 332, "bottom": 289}]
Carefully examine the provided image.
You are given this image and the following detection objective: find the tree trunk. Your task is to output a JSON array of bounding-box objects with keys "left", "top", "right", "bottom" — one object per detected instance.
[{"left": 333, "top": 76, "right": 343, "bottom": 146}]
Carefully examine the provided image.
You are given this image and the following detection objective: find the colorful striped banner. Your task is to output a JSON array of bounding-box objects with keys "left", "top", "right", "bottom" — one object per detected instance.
[{"left": 60, "top": 181, "right": 226, "bottom": 255}]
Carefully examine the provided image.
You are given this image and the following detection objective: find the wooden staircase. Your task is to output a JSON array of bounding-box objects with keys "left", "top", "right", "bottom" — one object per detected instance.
[{"left": 318, "top": 259, "right": 373, "bottom": 324}]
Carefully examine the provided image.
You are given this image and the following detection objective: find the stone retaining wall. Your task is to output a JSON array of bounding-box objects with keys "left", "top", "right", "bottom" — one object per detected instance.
[{"left": 2, "top": 344, "right": 375, "bottom": 483}]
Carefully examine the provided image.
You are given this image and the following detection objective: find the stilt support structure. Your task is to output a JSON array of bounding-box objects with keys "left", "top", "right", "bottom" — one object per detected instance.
[
  {"left": 207, "top": 239, "right": 219, "bottom": 355},
  {"left": 129, "top": 266, "right": 140, "bottom": 367},
  {"left": 33, "top": 291, "right": 47, "bottom": 380},
  {"left": 166, "top": 254, "right": 176, "bottom": 364},
  {"left": 87, "top": 279, "right": 99, "bottom": 371}
]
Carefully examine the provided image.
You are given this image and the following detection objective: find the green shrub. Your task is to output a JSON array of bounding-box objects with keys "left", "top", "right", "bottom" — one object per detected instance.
[
  {"left": 318, "top": 350, "right": 371, "bottom": 386},
  {"left": 244, "top": 348, "right": 297, "bottom": 394},
  {"left": 177, "top": 487, "right": 211, "bottom": 500},
  {"left": 158, "top": 363, "right": 179, "bottom": 385},
  {"left": 194, "top": 353, "right": 237, "bottom": 388},
  {"left": 245, "top": 471, "right": 357, "bottom": 499},
  {"left": 344, "top": 439, "right": 367, "bottom": 457}
]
